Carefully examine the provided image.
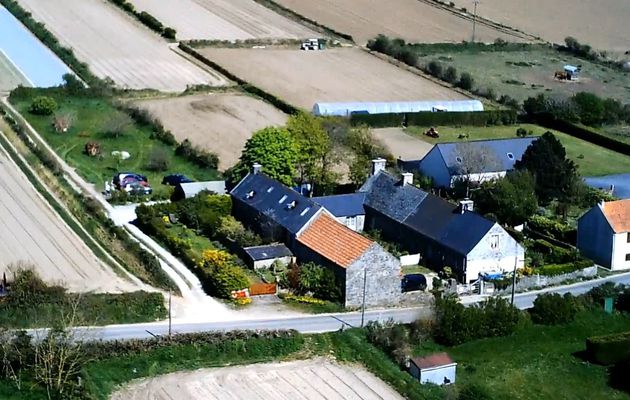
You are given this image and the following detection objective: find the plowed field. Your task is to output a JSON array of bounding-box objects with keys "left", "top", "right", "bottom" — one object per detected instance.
[
  {"left": 127, "top": 0, "right": 316, "bottom": 41},
  {"left": 197, "top": 47, "right": 467, "bottom": 110}
]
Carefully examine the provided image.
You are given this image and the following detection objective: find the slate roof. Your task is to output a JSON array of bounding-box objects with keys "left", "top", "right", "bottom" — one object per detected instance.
[
  {"left": 411, "top": 353, "right": 456, "bottom": 370},
  {"left": 313, "top": 193, "right": 366, "bottom": 217},
  {"left": 429, "top": 137, "right": 538, "bottom": 175},
  {"left": 297, "top": 213, "right": 373, "bottom": 268},
  {"left": 230, "top": 173, "right": 321, "bottom": 235},
  {"left": 178, "top": 181, "right": 226, "bottom": 197},
  {"left": 359, "top": 172, "right": 428, "bottom": 223},
  {"left": 243, "top": 244, "right": 293, "bottom": 261},
  {"left": 601, "top": 199, "right": 630, "bottom": 233},
  {"left": 360, "top": 171, "right": 495, "bottom": 255}
]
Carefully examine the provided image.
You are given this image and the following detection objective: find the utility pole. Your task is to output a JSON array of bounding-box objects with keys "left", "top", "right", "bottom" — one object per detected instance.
[
  {"left": 360, "top": 267, "right": 368, "bottom": 327},
  {"left": 168, "top": 289, "right": 172, "bottom": 337},
  {"left": 471, "top": 0, "right": 480, "bottom": 43}
]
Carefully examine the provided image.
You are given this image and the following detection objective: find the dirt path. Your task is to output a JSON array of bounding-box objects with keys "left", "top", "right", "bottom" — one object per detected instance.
[
  {"left": 373, "top": 127, "right": 433, "bottom": 161},
  {"left": 111, "top": 358, "right": 405, "bottom": 400}
]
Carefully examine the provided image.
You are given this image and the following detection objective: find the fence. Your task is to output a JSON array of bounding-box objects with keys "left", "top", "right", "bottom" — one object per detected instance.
[{"left": 249, "top": 282, "right": 277, "bottom": 296}]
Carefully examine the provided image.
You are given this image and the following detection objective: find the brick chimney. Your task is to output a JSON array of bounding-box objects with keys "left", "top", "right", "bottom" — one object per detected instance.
[{"left": 371, "top": 158, "right": 386, "bottom": 176}]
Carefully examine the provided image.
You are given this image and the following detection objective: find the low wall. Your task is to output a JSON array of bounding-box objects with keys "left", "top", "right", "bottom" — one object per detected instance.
[{"left": 500, "top": 266, "right": 597, "bottom": 293}]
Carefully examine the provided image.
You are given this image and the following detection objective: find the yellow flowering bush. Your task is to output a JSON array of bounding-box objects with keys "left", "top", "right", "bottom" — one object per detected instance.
[
  {"left": 199, "top": 249, "right": 232, "bottom": 268},
  {"left": 284, "top": 294, "right": 326, "bottom": 305},
  {"left": 234, "top": 297, "right": 252, "bottom": 306}
]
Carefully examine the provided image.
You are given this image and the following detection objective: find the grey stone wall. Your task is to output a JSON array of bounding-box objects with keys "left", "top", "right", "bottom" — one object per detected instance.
[
  {"left": 498, "top": 266, "right": 598, "bottom": 293},
  {"left": 345, "top": 243, "right": 402, "bottom": 308}
]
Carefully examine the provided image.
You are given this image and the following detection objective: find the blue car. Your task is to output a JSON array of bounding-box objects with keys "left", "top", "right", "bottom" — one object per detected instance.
[
  {"left": 401, "top": 274, "right": 427, "bottom": 292},
  {"left": 162, "top": 174, "right": 193, "bottom": 186}
]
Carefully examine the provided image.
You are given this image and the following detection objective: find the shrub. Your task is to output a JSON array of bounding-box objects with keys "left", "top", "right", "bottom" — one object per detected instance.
[
  {"left": 365, "top": 320, "right": 411, "bottom": 366},
  {"left": 456, "top": 72, "right": 474, "bottom": 90},
  {"left": 443, "top": 66, "right": 458, "bottom": 83},
  {"left": 198, "top": 250, "right": 250, "bottom": 299},
  {"left": 586, "top": 331, "right": 630, "bottom": 365},
  {"left": 296, "top": 263, "right": 342, "bottom": 302},
  {"left": 426, "top": 60, "right": 443, "bottom": 77},
  {"left": 101, "top": 113, "right": 133, "bottom": 138},
  {"left": 162, "top": 27, "right": 177, "bottom": 40},
  {"left": 530, "top": 293, "right": 580, "bottom": 325},
  {"left": 146, "top": 147, "right": 170, "bottom": 171},
  {"left": 28, "top": 96, "right": 57, "bottom": 116},
  {"left": 175, "top": 139, "right": 219, "bottom": 169},
  {"left": 137, "top": 11, "right": 163, "bottom": 32},
  {"left": 459, "top": 383, "right": 492, "bottom": 400},
  {"left": 216, "top": 215, "right": 262, "bottom": 247}
]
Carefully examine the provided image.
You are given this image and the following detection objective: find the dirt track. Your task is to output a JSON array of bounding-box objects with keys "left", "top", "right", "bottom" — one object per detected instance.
[
  {"left": 17, "top": 0, "right": 227, "bottom": 91},
  {"left": 274, "top": 0, "right": 524, "bottom": 45},
  {"left": 449, "top": 0, "right": 630, "bottom": 52},
  {"left": 0, "top": 141, "right": 137, "bottom": 292},
  {"left": 198, "top": 47, "right": 467, "bottom": 110},
  {"left": 373, "top": 128, "right": 433, "bottom": 161},
  {"left": 111, "top": 359, "right": 405, "bottom": 400},
  {"left": 134, "top": 93, "right": 288, "bottom": 170},
  {"left": 127, "top": 0, "right": 316, "bottom": 41}
]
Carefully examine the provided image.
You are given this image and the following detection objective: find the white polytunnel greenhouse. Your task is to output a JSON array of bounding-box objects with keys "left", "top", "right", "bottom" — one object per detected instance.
[{"left": 311, "top": 100, "right": 484, "bottom": 116}]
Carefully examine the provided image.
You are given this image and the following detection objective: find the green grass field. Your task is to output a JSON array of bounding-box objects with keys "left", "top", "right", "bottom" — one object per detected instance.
[
  {"left": 406, "top": 124, "right": 630, "bottom": 176},
  {"left": 12, "top": 95, "right": 219, "bottom": 198},
  {"left": 414, "top": 44, "right": 630, "bottom": 104},
  {"left": 413, "top": 311, "right": 630, "bottom": 400}
]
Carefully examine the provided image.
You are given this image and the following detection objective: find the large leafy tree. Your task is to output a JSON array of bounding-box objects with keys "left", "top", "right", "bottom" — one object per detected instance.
[
  {"left": 228, "top": 127, "right": 298, "bottom": 187},
  {"left": 286, "top": 113, "right": 338, "bottom": 195},
  {"left": 514, "top": 131, "right": 578, "bottom": 204},
  {"left": 473, "top": 170, "right": 538, "bottom": 226},
  {"left": 571, "top": 92, "right": 605, "bottom": 126}
]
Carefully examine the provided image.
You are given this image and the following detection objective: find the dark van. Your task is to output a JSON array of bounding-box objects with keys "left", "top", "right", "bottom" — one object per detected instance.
[{"left": 401, "top": 274, "right": 427, "bottom": 292}]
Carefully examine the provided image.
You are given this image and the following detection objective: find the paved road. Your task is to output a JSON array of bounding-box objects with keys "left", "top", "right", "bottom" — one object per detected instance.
[{"left": 42, "top": 271, "right": 630, "bottom": 342}]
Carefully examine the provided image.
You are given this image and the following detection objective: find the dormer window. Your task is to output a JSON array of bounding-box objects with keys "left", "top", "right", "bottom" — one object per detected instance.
[
  {"left": 507, "top": 152, "right": 514, "bottom": 160},
  {"left": 287, "top": 200, "right": 297, "bottom": 210},
  {"left": 267, "top": 186, "right": 274, "bottom": 193},
  {"left": 279, "top": 195, "right": 288, "bottom": 204},
  {"left": 300, "top": 207, "right": 310, "bottom": 216},
  {"left": 456, "top": 156, "right": 463, "bottom": 163},
  {"left": 245, "top": 190, "right": 255, "bottom": 199}
]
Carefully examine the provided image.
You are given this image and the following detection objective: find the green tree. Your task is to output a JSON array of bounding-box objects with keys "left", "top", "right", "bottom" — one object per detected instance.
[
  {"left": 456, "top": 72, "right": 474, "bottom": 90},
  {"left": 571, "top": 92, "right": 605, "bottom": 126},
  {"left": 473, "top": 170, "right": 538, "bottom": 226},
  {"left": 514, "top": 132, "right": 579, "bottom": 205},
  {"left": 287, "top": 113, "right": 338, "bottom": 195},
  {"left": 443, "top": 65, "right": 458, "bottom": 83},
  {"left": 298, "top": 263, "right": 341, "bottom": 301},
  {"left": 529, "top": 293, "right": 579, "bottom": 325},
  {"left": 229, "top": 127, "right": 298, "bottom": 187},
  {"left": 347, "top": 125, "right": 386, "bottom": 187},
  {"left": 28, "top": 96, "right": 57, "bottom": 116}
]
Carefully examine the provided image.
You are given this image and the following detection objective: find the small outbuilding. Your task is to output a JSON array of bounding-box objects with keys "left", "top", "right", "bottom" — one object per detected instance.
[
  {"left": 409, "top": 353, "right": 457, "bottom": 385},
  {"left": 173, "top": 181, "right": 226, "bottom": 200},
  {"left": 243, "top": 244, "right": 293, "bottom": 270}
]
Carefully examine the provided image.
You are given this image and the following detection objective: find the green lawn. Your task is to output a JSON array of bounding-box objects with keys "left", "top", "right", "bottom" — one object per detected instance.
[
  {"left": 12, "top": 94, "right": 219, "bottom": 199},
  {"left": 406, "top": 124, "right": 630, "bottom": 176},
  {"left": 413, "top": 311, "right": 630, "bottom": 400}
]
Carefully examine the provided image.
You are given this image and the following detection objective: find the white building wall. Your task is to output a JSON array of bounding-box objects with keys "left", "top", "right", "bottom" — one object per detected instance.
[
  {"left": 335, "top": 215, "right": 365, "bottom": 232},
  {"left": 420, "top": 365, "right": 457, "bottom": 385},
  {"left": 253, "top": 256, "right": 292, "bottom": 270},
  {"left": 611, "top": 232, "right": 630, "bottom": 270},
  {"left": 450, "top": 171, "right": 506, "bottom": 187},
  {"left": 465, "top": 224, "right": 525, "bottom": 283}
]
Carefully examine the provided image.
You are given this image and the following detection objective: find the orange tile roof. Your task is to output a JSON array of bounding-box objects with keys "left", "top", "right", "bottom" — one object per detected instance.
[
  {"left": 297, "top": 213, "right": 373, "bottom": 268},
  {"left": 602, "top": 199, "right": 630, "bottom": 233},
  {"left": 411, "top": 353, "right": 455, "bottom": 369}
]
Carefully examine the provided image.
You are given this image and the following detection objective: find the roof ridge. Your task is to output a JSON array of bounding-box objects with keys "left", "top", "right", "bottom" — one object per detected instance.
[{"left": 436, "top": 136, "right": 540, "bottom": 147}]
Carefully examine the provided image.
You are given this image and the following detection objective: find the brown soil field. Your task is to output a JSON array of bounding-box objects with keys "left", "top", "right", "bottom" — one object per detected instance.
[
  {"left": 0, "top": 143, "right": 137, "bottom": 293},
  {"left": 133, "top": 93, "right": 288, "bottom": 170},
  {"left": 197, "top": 47, "right": 468, "bottom": 110},
  {"left": 111, "top": 359, "right": 405, "bottom": 400},
  {"left": 449, "top": 0, "right": 630, "bottom": 52},
  {"left": 17, "top": 0, "right": 228, "bottom": 92},
  {"left": 127, "top": 0, "right": 316, "bottom": 41},
  {"left": 273, "top": 0, "right": 525, "bottom": 45},
  {"left": 372, "top": 127, "right": 433, "bottom": 161}
]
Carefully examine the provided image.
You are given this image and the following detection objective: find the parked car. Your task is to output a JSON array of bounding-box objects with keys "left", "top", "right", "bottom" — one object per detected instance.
[
  {"left": 124, "top": 182, "right": 152, "bottom": 196},
  {"left": 401, "top": 274, "right": 427, "bottom": 292},
  {"left": 113, "top": 172, "right": 148, "bottom": 189},
  {"left": 162, "top": 174, "right": 193, "bottom": 186}
]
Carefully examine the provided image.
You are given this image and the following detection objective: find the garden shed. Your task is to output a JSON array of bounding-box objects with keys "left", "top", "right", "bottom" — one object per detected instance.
[
  {"left": 243, "top": 244, "right": 293, "bottom": 269},
  {"left": 409, "top": 353, "right": 457, "bottom": 385},
  {"left": 312, "top": 100, "right": 484, "bottom": 116}
]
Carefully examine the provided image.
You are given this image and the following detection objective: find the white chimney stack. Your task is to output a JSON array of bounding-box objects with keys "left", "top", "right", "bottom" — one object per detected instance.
[
  {"left": 402, "top": 172, "right": 413, "bottom": 186},
  {"left": 252, "top": 163, "right": 262, "bottom": 175},
  {"left": 371, "top": 158, "right": 386, "bottom": 176},
  {"left": 459, "top": 198, "right": 474, "bottom": 214}
]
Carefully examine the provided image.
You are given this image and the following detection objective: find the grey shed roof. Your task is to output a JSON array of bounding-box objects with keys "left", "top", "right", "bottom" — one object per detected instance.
[
  {"left": 427, "top": 137, "right": 538, "bottom": 175},
  {"left": 360, "top": 171, "right": 495, "bottom": 255},
  {"left": 178, "top": 181, "right": 226, "bottom": 197},
  {"left": 244, "top": 244, "right": 293, "bottom": 261},
  {"left": 230, "top": 173, "right": 321, "bottom": 235},
  {"left": 313, "top": 193, "right": 366, "bottom": 217}
]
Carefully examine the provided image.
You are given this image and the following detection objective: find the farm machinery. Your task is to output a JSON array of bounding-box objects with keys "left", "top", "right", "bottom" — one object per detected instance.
[{"left": 300, "top": 38, "right": 324, "bottom": 50}]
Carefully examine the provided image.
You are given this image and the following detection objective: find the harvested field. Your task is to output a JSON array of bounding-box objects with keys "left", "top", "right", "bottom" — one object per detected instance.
[
  {"left": 0, "top": 141, "right": 137, "bottom": 293},
  {"left": 134, "top": 93, "right": 287, "bottom": 170},
  {"left": 449, "top": 0, "right": 630, "bottom": 52},
  {"left": 127, "top": 0, "right": 316, "bottom": 41},
  {"left": 16, "top": 0, "right": 228, "bottom": 92},
  {"left": 273, "top": 0, "right": 525, "bottom": 45},
  {"left": 111, "top": 359, "right": 404, "bottom": 400},
  {"left": 197, "top": 47, "right": 468, "bottom": 110},
  {"left": 373, "top": 127, "right": 433, "bottom": 161},
  {"left": 0, "top": 50, "right": 28, "bottom": 93}
]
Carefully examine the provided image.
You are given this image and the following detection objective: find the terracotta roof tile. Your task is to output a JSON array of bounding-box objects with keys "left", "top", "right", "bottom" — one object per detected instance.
[
  {"left": 297, "top": 213, "right": 373, "bottom": 268},
  {"left": 411, "top": 353, "right": 455, "bottom": 369},
  {"left": 602, "top": 200, "right": 630, "bottom": 233}
]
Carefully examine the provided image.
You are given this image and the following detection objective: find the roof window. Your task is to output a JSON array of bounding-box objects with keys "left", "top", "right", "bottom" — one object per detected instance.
[
  {"left": 287, "top": 200, "right": 297, "bottom": 210},
  {"left": 507, "top": 152, "right": 514, "bottom": 160},
  {"left": 300, "top": 207, "right": 310, "bottom": 216},
  {"left": 279, "top": 195, "right": 288, "bottom": 204},
  {"left": 267, "top": 186, "right": 274, "bottom": 193},
  {"left": 245, "top": 190, "right": 255, "bottom": 199},
  {"left": 456, "top": 156, "right": 463, "bottom": 163}
]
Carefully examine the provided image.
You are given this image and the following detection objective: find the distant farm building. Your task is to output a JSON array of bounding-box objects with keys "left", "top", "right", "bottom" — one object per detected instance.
[
  {"left": 173, "top": 181, "right": 226, "bottom": 200},
  {"left": 312, "top": 100, "right": 484, "bottom": 116}
]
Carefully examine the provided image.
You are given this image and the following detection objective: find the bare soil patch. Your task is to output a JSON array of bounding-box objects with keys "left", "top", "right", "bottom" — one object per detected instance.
[
  {"left": 197, "top": 47, "right": 468, "bottom": 110},
  {"left": 372, "top": 127, "right": 433, "bottom": 161},
  {"left": 111, "top": 358, "right": 405, "bottom": 400},
  {"left": 17, "top": 0, "right": 228, "bottom": 92},
  {"left": 273, "top": 0, "right": 524, "bottom": 45},
  {"left": 449, "top": 0, "right": 630, "bottom": 52},
  {"left": 133, "top": 93, "right": 288, "bottom": 170},
  {"left": 0, "top": 143, "right": 137, "bottom": 293},
  {"left": 127, "top": 0, "right": 316, "bottom": 41}
]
